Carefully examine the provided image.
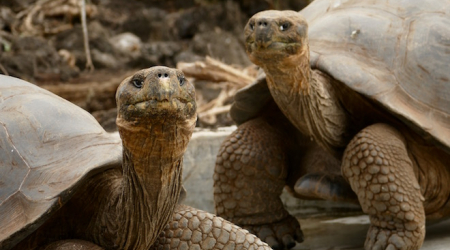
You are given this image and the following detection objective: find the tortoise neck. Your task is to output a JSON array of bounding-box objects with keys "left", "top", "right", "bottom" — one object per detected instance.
[
  {"left": 114, "top": 118, "right": 194, "bottom": 249},
  {"left": 263, "top": 51, "right": 349, "bottom": 157},
  {"left": 263, "top": 50, "right": 312, "bottom": 97}
]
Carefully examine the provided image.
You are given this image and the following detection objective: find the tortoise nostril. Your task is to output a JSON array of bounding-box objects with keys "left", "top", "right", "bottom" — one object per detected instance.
[
  {"left": 157, "top": 73, "right": 169, "bottom": 78},
  {"left": 257, "top": 21, "right": 268, "bottom": 27}
]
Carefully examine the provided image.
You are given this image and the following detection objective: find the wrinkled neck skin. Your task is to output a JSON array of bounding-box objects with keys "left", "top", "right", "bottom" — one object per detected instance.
[
  {"left": 260, "top": 47, "right": 348, "bottom": 157},
  {"left": 106, "top": 117, "right": 194, "bottom": 250}
]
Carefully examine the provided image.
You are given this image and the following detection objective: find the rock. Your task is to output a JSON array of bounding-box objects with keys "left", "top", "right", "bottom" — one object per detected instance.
[
  {"left": 1, "top": 0, "right": 35, "bottom": 12},
  {"left": 52, "top": 21, "right": 125, "bottom": 70},
  {"left": 0, "top": 35, "right": 78, "bottom": 82},
  {"left": 167, "top": 1, "right": 246, "bottom": 40},
  {"left": 92, "top": 108, "right": 117, "bottom": 132},
  {"left": 91, "top": 49, "right": 121, "bottom": 69},
  {"left": 174, "top": 51, "right": 205, "bottom": 64},
  {"left": 191, "top": 29, "right": 251, "bottom": 67},
  {"left": 182, "top": 127, "right": 237, "bottom": 211},
  {"left": 133, "top": 41, "right": 182, "bottom": 68},
  {"left": 236, "top": 0, "right": 312, "bottom": 16},
  {"left": 119, "top": 8, "right": 168, "bottom": 41},
  {"left": 0, "top": 7, "right": 15, "bottom": 31},
  {"left": 109, "top": 32, "right": 142, "bottom": 57}
]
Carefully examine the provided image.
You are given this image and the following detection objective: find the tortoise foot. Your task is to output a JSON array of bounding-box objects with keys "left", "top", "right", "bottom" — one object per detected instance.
[
  {"left": 245, "top": 215, "right": 303, "bottom": 250},
  {"left": 365, "top": 225, "right": 423, "bottom": 250}
]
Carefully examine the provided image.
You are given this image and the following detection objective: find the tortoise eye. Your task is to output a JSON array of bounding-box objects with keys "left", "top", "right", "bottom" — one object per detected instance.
[
  {"left": 179, "top": 76, "right": 185, "bottom": 86},
  {"left": 132, "top": 79, "right": 143, "bottom": 88},
  {"left": 280, "top": 22, "right": 291, "bottom": 31},
  {"left": 249, "top": 22, "right": 255, "bottom": 31}
]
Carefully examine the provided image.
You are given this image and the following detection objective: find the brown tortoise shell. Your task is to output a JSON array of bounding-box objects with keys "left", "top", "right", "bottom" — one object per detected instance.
[{"left": 0, "top": 75, "right": 122, "bottom": 249}]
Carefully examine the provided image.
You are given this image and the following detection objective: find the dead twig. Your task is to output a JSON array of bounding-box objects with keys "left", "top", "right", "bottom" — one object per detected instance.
[
  {"left": 198, "top": 104, "right": 231, "bottom": 120},
  {"left": 80, "top": 0, "right": 94, "bottom": 72},
  {"left": 45, "top": 0, "right": 88, "bottom": 16},
  {"left": 197, "top": 87, "right": 230, "bottom": 113},
  {"left": 44, "top": 23, "right": 73, "bottom": 35},
  {"left": 14, "top": 0, "right": 97, "bottom": 38},
  {"left": 22, "top": 0, "right": 46, "bottom": 35},
  {"left": 178, "top": 57, "right": 257, "bottom": 126},
  {"left": 177, "top": 56, "right": 255, "bottom": 87}
]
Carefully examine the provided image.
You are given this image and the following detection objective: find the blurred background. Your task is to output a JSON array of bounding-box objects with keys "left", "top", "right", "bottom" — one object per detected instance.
[{"left": 0, "top": 0, "right": 311, "bottom": 131}]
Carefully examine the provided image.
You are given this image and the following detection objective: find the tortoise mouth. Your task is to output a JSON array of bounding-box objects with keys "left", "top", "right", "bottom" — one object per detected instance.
[
  {"left": 120, "top": 96, "right": 196, "bottom": 123},
  {"left": 132, "top": 97, "right": 190, "bottom": 110},
  {"left": 247, "top": 41, "right": 302, "bottom": 56}
]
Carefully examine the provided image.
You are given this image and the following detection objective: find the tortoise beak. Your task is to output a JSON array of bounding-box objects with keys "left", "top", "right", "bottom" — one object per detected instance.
[
  {"left": 144, "top": 70, "right": 178, "bottom": 103},
  {"left": 253, "top": 19, "right": 274, "bottom": 48}
]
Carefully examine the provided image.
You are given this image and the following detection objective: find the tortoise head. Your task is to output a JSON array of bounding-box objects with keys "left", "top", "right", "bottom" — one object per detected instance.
[
  {"left": 116, "top": 66, "right": 196, "bottom": 127},
  {"left": 244, "top": 10, "right": 309, "bottom": 66}
]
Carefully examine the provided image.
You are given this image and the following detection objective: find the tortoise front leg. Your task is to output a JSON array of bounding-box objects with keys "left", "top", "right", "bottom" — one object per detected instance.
[
  {"left": 153, "top": 204, "right": 270, "bottom": 250},
  {"left": 342, "top": 123, "right": 425, "bottom": 250},
  {"left": 213, "top": 117, "right": 303, "bottom": 249}
]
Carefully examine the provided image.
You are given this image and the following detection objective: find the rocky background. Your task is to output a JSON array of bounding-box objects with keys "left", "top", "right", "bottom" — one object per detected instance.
[{"left": 0, "top": 0, "right": 310, "bottom": 130}]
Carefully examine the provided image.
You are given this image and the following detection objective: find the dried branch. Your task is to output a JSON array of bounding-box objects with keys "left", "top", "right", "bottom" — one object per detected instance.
[
  {"left": 14, "top": 0, "right": 97, "bottom": 37},
  {"left": 178, "top": 57, "right": 257, "bottom": 126},
  {"left": 22, "top": 0, "right": 45, "bottom": 35},
  {"left": 177, "top": 56, "right": 256, "bottom": 87},
  {"left": 80, "top": 0, "right": 94, "bottom": 71}
]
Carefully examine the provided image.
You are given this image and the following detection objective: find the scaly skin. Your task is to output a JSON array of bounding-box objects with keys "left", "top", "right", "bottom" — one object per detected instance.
[
  {"left": 214, "top": 117, "right": 303, "bottom": 249},
  {"left": 214, "top": 103, "right": 346, "bottom": 249},
  {"left": 153, "top": 205, "right": 270, "bottom": 250},
  {"left": 215, "top": 10, "right": 450, "bottom": 250},
  {"left": 342, "top": 124, "right": 426, "bottom": 249},
  {"left": 41, "top": 205, "right": 272, "bottom": 250}
]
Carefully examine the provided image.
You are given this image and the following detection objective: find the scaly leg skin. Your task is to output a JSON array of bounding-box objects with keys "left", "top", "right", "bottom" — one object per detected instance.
[
  {"left": 153, "top": 204, "right": 271, "bottom": 250},
  {"left": 214, "top": 117, "right": 303, "bottom": 250},
  {"left": 39, "top": 204, "right": 269, "bottom": 250},
  {"left": 342, "top": 124, "right": 425, "bottom": 250}
]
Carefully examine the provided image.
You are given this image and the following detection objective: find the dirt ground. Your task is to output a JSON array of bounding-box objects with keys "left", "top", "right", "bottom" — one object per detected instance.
[{"left": 0, "top": 0, "right": 310, "bottom": 131}]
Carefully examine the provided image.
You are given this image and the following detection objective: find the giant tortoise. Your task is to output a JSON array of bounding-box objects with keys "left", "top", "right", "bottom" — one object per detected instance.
[
  {"left": 0, "top": 66, "right": 270, "bottom": 250},
  {"left": 214, "top": 1, "right": 450, "bottom": 250}
]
